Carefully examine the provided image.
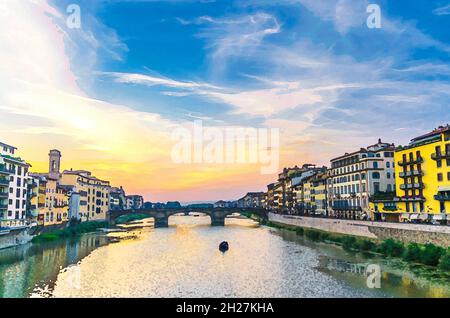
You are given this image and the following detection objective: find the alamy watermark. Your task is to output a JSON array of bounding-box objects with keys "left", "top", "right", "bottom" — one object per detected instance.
[
  {"left": 67, "top": 4, "right": 81, "bottom": 29},
  {"left": 367, "top": 4, "right": 382, "bottom": 29},
  {"left": 171, "top": 121, "right": 280, "bottom": 175},
  {"left": 329, "top": 260, "right": 381, "bottom": 289}
]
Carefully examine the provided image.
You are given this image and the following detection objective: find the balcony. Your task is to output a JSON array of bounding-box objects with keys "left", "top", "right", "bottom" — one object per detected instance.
[
  {"left": 399, "top": 170, "right": 424, "bottom": 178},
  {"left": 434, "top": 194, "right": 450, "bottom": 201},
  {"left": 0, "top": 204, "right": 8, "bottom": 210},
  {"left": 0, "top": 179, "right": 9, "bottom": 186},
  {"left": 395, "top": 195, "right": 425, "bottom": 202},
  {"left": 399, "top": 182, "right": 425, "bottom": 190},
  {"left": 431, "top": 151, "right": 450, "bottom": 161},
  {"left": 0, "top": 192, "right": 8, "bottom": 199},
  {"left": 397, "top": 157, "right": 424, "bottom": 166},
  {"left": 0, "top": 166, "right": 13, "bottom": 175}
]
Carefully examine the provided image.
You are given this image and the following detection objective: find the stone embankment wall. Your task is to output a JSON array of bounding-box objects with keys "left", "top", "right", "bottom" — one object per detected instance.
[
  {"left": 0, "top": 228, "right": 33, "bottom": 250},
  {"left": 269, "top": 213, "right": 450, "bottom": 247}
]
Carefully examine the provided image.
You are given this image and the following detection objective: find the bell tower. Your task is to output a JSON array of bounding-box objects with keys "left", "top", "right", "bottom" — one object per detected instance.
[{"left": 48, "top": 149, "right": 62, "bottom": 180}]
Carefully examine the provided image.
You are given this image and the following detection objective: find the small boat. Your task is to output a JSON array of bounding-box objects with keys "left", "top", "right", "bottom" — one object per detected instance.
[{"left": 219, "top": 241, "right": 229, "bottom": 252}]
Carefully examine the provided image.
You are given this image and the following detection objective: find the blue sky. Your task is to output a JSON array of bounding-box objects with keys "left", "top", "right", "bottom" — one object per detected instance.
[
  {"left": 1, "top": 0, "right": 450, "bottom": 201},
  {"left": 52, "top": 0, "right": 450, "bottom": 136}
]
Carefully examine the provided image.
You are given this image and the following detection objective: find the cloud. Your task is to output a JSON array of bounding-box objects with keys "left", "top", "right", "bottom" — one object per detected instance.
[{"left": 433, "top": 4, "right": 450, "bottom": 15}]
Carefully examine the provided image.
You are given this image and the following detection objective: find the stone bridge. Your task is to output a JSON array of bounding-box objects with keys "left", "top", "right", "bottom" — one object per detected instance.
[{"left": 108, "top": 208, "right": 268, "bottom": 228}]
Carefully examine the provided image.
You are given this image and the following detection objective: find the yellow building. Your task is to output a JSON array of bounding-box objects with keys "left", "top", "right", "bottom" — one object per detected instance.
[
  {"left": 44, "top": 178, "right": 69, "bottom": 226},
  {"left": 310, "top": 172, "right": 328, "bottom": 216},
  {"left": 371, "top": 125, "right": 450, "bottom": 223},
  {"left": 60, "top": 170, "right": 110, "bottom": 222}
]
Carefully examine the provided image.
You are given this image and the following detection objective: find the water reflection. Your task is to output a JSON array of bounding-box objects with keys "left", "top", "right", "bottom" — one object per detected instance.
[
  {"left": 0, "top": 216, "right": 448, "bottom": 298},
  {"left": 0, "top": 235, "right": 109, "bottom": 298}
]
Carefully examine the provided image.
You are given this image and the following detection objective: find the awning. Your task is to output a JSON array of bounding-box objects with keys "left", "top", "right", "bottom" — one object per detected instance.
[
  {"left": 410, "top": 214, "right": 419, "bottom": 220},
  {"left": 438, "top": 186, "right": 450, "bottom": 192},
  {"left": 432, "top": 214, "right": 447, "bottom": 220},
  {"left": 419, "top": 214, "right": 429, "bottom": 220},
  {"left": 400, "top": 213, "right": 410, "bottom": 219}
]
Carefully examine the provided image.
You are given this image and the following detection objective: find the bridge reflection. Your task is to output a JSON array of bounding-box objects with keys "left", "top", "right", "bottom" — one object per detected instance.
[{"left": 108, "top": 208, "right": 267, "bottom": 228}]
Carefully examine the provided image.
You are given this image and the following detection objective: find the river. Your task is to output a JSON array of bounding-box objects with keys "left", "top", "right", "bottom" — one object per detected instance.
[{"left": 0, "top": 216, "right": 448, "bottom": 298}]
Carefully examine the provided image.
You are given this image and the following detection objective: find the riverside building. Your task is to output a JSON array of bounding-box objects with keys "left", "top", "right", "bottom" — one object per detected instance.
[
  {"left": 371, "top": 125, "right": 450, "bottom": 224},
  {"left": 0, "top": 141, "right": 31, "bottom": 228},
  {"left": 329, "top": 139, "right": 396, "bottom": 220},
  {"left": 60, "top": 170, "right": 111, "bottom": 222}
]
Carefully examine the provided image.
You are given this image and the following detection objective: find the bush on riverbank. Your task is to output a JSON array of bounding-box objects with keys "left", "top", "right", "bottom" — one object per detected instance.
[
  {"left": 265, "top": 220, "right": 449, "bottom": 270},
  {"left": 378, "top": 239, "right": 405, "bottom": 257},
  {"left": 438, "top": 249, "right": 450, "bottom": 270},
  {"left": 32, "top": 221, "right": 108, "bottom": 243}
]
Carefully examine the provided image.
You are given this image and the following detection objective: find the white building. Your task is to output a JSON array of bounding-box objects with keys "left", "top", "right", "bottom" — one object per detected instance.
[
  {"left": 0, "top": 141, "right": 31, "bottom": 227},
  {"left": 328, "top": 139, "right": 395, "bottom": 220}
]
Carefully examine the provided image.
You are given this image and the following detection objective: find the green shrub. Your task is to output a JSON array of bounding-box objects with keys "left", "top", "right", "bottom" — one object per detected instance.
[
  {"left": 378, "top": 239, "right": 405, "bottom": 257},
  {"left": 438, "top": 249, "right": 450, "bottom": 271},
  {"left": 341, "top": 236, "right": 356, "bottom": 251},
  {"left": 419, "top": 243, "right": 444, "bottom": 266},
  {"left": 327, "top": 235, "right": 342, "bottom": 244},
  {"left": 304, "top": 229, "right": 321, "bottom": 241},
  {"left": 295, "top": 227, "right": 304, "bottom": 236},
  {"left": 356, "top": 239, "right": 376, "bottom": 252},
  {"left": 403, "top": 242, "right": 422, "bottom": 262},
  {"left": 319, "top": 232, "right": 330, "bottom": 241}
]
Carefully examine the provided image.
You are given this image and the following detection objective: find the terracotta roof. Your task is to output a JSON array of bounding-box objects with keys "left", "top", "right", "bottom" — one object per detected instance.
[{"left": 411, "top": 125, "right": 450, "bottom": 143}]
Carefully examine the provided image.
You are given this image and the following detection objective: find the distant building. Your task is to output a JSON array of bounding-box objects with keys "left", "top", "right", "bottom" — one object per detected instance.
[
  {"left": 237, "top": 192, "right": 265, "bottom": 208},
  {"left": 126, "top": 195, "right": 144, "bottom": 210},
  {"left": 166, "top": 201, "right": 182, "bottom": 209},
  {"left": 109, "top": 186, "right": 126, "bottom": 211},
  {"left": 214, "top": 200, "right": 234, "bottom": 208}
]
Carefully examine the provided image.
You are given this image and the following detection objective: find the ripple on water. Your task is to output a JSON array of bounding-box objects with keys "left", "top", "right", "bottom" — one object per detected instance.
[{"left": 50, "top": 216, "right": 381, "bottom": 298}]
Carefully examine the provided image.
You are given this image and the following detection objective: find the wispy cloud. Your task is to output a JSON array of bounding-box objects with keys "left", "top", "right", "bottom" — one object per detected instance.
[{"left": 433, "top": 4, "right": 450, "bottom": 15}]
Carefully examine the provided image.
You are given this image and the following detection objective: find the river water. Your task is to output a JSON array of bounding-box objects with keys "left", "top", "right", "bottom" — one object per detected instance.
[{"left": 0, "top": 216, "right": 448, "bottom": 298}]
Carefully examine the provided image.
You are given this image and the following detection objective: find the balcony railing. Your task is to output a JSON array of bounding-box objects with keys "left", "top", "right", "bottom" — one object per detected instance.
[
  {"left": 395, "top": 195, "right": 425, "bottom": 202},
  {"left": 0, "top": 179, "right": 10, "bottom": 186},
  {"left": 0, "top": 204, "right": 8, "bottom": 210},
  {"left": 0, "top": 192, "right": 8, "bottom": 199},
  {"left": 434, "top": 194, "right": 450, "bottom": 201},
  {"left": 431, "top": 151, "right": 450, "bottom": 160},
  {"left": 0, "top": 166, "right": 13, "bottom": 175},
  {"left": 397, "top": 157, "right": 424, "bottom": 166},
  {"left": 399, "top": 182, "right": 425, "bottom": 190},
  {"left": 399, "top": 170, "right": 424, "bottom": 178}
]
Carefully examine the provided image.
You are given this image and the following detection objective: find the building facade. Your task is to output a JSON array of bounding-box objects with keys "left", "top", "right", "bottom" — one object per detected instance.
[
  {"left": 44, "top": 178, "right": 69, "bottom": 226},
  {"left": 60, "top": 170, "right": 111, "bottom": 222},
  {"left": 0, "top": 141, "right": 31, "bottom": 228},
  {"left": 126, "top": 195, "right": 144, "bottom": 210},
  {"left": 371, "top": 125, "right": 450, "bottom": 223},
  {"left": 328, "top": 139, "right": 395, "bottom": 220}
]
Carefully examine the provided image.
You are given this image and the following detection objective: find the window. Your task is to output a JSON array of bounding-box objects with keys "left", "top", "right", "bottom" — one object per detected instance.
[
  {"left": 448, "top": 172, "right": 450, "bottom": 181},
  {"left": 387, "top": 184, "right": 392, "bottom": 192},
  {"left": 387, "top": 172, "right": 391, "bottom": 179},
  {"left": 437, "top": 160, "right": 442, "bottom": 168},
  {"left": 373, "top": 162, "right": 378, "bottom": 169},
  {"left": 438, "top": 173, "right": 443, "bottom": 182},
  {"left": 373, "top": 172, "right": 380, "bottom": 179},
  {"left": 386, "top": 162, "right": 390, "bottom": 168}
]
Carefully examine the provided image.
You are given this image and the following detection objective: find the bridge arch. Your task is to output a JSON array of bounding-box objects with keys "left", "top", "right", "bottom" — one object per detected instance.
[{"left": 108, "top": 208, "right": 267, "bottom": 228}]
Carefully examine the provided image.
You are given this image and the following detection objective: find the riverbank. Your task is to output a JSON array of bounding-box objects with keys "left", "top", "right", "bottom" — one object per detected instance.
[
  {"left": 263, "top": 216, "right": 450, "bottom": 272},
  {"left": 269, "top": 213, "right": 450, "bottom": 246},
  {"left": 31, "top": 221, "right": 109, "bottom": 243}
]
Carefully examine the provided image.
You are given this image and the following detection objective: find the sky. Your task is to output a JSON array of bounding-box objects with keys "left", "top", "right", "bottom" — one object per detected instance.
[{"left": 1, "top": 0, "right": 450, "bottom": 202}]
